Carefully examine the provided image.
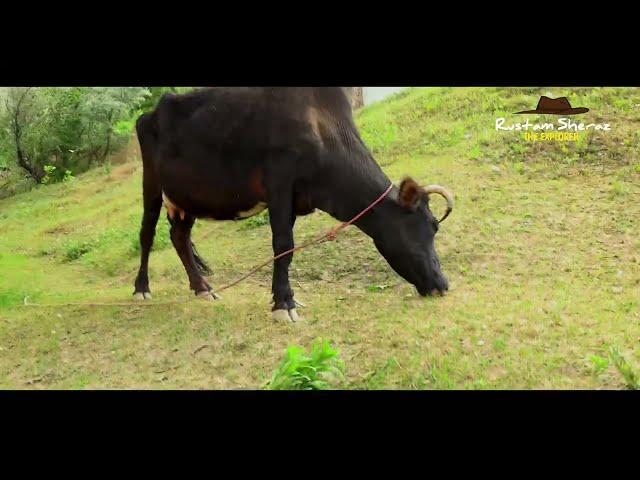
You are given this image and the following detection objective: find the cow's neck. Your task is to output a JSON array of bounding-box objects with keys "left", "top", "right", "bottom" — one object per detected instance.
[{"left": 313, "top": 158, "right": 396, "bottom": 240}]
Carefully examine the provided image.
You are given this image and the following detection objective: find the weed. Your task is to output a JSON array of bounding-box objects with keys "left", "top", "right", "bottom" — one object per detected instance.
[
  {"left": 610, "top": 181, "right": 628, "bottom": 199},
  {"left": 265, "top": 340, "right": 344, "bottom": 390},
  {"left": 608, "top": 346, "right": 639, "bottom": 390},
  {"left": 588, "top": 355, "right": 609, "bottom": 375},
  {"left": 63, "top": 240, "right": 95, "bottom": 262},
  {"left": 469, "top": 144, "right": 482, "bottom": 160},
  {"left": 62, "top": 170, "right": 75, "bottom": 183},
  {"left": 42, "top": 165, "right": 57, "bottom": 185},
  {"left": 240, "top": 210, "right": 270, "bottom": 229},
  {"left": 367, "top": 284, "right": 390, "bottom": 293}
]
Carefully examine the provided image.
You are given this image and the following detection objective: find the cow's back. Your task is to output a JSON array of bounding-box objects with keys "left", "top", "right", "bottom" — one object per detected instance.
[
  {"left": 155, "top": 87, "right": 352, "bottom": 154},
  {"left": 147, "top": 88, "right": 347, "bottom": 220}
]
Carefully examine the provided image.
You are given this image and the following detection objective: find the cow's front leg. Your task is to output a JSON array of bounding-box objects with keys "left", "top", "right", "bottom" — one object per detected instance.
[{"left": 267, "top": 184, "right": 300, "bottom": 323}]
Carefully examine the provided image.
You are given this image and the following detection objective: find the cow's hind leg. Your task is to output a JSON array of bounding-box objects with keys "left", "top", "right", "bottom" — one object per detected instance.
[{"left": 169, "top": 215, "right": 218, "bottom": 301}]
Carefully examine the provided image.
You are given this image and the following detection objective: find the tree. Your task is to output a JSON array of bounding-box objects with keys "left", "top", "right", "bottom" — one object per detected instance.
[
  {"left": 1, "top": 87, "right": 150, "bottom": 184},
  {"left": 4, "top": 87, "right": 45, "bottom": 182},
  {"left": 139, "top": 87, "right": 196, "bottom": 112},
  {"left": 74, "top": 87, "right": 150, "bottom": 165}
]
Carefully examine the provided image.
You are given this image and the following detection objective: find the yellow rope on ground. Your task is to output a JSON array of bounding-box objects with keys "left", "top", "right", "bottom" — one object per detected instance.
[{"left": 18, "top": 298, "right": 196, "bottom": 308}]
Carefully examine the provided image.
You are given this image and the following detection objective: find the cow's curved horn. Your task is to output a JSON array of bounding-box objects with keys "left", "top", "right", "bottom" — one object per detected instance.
[{"left": 423, "top": 185, "right": 454, "bottom": 223}]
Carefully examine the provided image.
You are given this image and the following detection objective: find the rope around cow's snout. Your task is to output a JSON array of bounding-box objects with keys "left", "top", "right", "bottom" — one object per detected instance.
[{"left": 20, "top": 184, "right": 395, "bottom": 309}]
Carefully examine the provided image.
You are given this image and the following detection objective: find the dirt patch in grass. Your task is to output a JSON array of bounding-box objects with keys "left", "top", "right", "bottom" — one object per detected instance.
[{"left": 108, "top": 162, "right": 139, "bottom": 181}]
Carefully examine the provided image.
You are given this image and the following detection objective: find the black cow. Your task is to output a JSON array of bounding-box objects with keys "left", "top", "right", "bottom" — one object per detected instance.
[{"left": 133, "top": 87, "right": 453, "bottom": 322}]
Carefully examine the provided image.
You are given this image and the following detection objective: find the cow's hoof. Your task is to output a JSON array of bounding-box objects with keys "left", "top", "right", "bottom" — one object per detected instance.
[
  {"left": 272, "top": 309, "right": 300, "bottom": 323},
  {"left": 197, "top": 291, "right": 219, "bottom": 301},
  {"left": 143, "top": 292, "right": 152, "bottom": 300},
  {"left": 133, "top": 292, "right": 151, "bottom": 301},
  {"left": 289, "top": 308, "right": 301, "bottom": 322}
]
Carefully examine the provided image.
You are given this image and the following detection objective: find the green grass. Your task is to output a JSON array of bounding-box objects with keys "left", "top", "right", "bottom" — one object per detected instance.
[{"left": 0, "top": 87, "right": 639, "bottom": 389}]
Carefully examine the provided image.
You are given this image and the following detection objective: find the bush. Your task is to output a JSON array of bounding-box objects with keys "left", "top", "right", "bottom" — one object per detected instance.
[
  {"left": 240, "top": 210, "right": 270, "bottom": 229},
  {"left": 63, "top": 240, "right": 95, "bottom": 262},
  {"left": 265, "top": 340, "right": 345, "bottom": 390}
]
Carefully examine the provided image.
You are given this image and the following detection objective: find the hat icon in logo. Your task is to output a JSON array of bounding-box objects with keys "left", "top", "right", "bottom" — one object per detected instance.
[{"left": 515, "top": 96, "right": 589, "bottom": 115}]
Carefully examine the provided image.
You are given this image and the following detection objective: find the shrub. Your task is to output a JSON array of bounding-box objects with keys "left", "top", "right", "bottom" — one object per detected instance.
[
  {"left": 63, "top": 240, "right": 94, "bottom": 262},
  {"left": 265, "top": 340, "right": 345, "bottom": 390},
  {"left": 241, "top": 210, "right": 270, "bottom": 229}
]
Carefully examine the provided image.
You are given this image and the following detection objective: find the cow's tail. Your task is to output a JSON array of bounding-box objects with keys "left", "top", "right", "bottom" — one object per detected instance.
[{"left": 191, "top": 241, "right": 212, "bottom": 276}]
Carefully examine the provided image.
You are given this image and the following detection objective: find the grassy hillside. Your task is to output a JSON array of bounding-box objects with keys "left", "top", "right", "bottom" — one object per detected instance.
[{"left": 1, "top": 87, "right": 639, "bottom": 389}]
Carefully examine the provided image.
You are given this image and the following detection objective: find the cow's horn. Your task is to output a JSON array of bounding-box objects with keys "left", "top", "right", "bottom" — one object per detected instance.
[{"left": 422, "top": 185, "right": 454, "bottom": 223}]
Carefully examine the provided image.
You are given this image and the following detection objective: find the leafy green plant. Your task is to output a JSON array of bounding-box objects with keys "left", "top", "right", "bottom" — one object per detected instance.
[
  {"left": 589, "top": 355, "right": 609, "bottom": 375},
  {"left": 367, "top": 284, "right": 390, "bottom": 293},
  {"left": 610, "top": 181, "right": 628, "bottom": 199},
  {"left": 513, "top": 161, "right": 526, "bottom": 175},
  {"left": 469, "top": 144, "right": 481, "bottom": 160},
  {"left": 41, "top": 165, "right": 75, "bottom": 184},
  {"left": 609, "top": 346, "right": 639, "bottom": 390},
  {"left": 63, "top": 240, "right": 95, "bottom": 262},
  {"left": 241, "top": 210, "right": 270, "bottom": 229},
  {"left": 265, "top": 340, "right": 344, "bottom": 390},
  {"left": 62, "top": 169, "right": 74, "bottom": 182},
  {"left": 42, "top": 165, "right": 57, "bottom": 184}
]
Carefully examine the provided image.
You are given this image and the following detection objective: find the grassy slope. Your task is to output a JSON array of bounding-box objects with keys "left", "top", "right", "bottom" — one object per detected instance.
[{"left": 0, "top": 87, "right": 639, "bottom": 389}]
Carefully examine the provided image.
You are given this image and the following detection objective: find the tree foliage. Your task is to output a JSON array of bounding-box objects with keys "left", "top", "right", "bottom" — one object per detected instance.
[
  {"left": 138, "top": 86, "right": 196, "bottom": 112},
  {"left": 1, "top": 87, "right": 150, "bottom": 187}
]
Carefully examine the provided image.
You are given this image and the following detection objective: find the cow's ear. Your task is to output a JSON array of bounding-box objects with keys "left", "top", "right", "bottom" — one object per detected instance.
[{"left": 398, "top": 177, "right": 422, "bottom": 209}]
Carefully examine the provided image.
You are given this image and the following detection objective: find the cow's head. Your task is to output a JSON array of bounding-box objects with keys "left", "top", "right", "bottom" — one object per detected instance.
[{"left": 374, "top": 177, "right": 454, "bottom": 297}]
